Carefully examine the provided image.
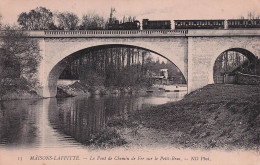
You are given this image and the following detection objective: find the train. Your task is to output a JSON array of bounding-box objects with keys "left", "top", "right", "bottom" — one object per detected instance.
[{"left": 106, "top": 18, "right": 260, "bottom": 30}]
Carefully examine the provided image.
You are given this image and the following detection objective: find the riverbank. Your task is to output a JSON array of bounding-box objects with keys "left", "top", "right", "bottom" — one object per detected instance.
[
  {"left": 0, "top": 89, "right": 41, "bottom": 101},
  {"left": 57, "top": 81, "right": 148, "bottom": 97},
  {"left": 0, "top": 80, "right": 148, "bottom": 100},
  {"left": 99, "top": 84, "right": 260, "bottom": 150},
  {"left": 0, "top": 78, "right": 42, "bottom": 101}
]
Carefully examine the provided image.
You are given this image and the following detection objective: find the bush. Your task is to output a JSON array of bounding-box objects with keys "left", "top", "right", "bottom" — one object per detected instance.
[{"left": 86, "top": 128, "right": 127, "bottom": 148}]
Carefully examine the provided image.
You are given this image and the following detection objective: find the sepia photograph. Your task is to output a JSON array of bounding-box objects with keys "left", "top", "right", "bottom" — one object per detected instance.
[{"left": 0, "top": 0, "right": 260, "bottom": 164}]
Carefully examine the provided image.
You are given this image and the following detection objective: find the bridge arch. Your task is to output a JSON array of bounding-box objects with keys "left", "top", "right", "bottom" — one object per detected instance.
[
  {"left": 45, "top": 44, "right": 187, "bottom": 97},
  {"left": 209, "top": 48, "right": 257, "bottom": 84}
]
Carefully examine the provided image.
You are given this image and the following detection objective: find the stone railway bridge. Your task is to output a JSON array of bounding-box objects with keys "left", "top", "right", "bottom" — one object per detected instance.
[{"left": 23, "top": 29, "right": 260, "bottom": 97}]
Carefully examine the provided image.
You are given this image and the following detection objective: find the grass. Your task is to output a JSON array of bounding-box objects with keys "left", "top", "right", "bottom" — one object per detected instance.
[{"left": 128, "top": 84, "right": 260, "bottom": 150}]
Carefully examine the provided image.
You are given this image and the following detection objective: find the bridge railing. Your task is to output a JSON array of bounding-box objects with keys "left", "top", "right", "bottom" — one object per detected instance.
[{"left": 43, "top": 30, "right": 188, "bottom": 37}]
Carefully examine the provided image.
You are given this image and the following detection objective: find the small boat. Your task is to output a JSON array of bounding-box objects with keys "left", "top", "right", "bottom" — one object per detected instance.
[
  {"left": 164, "top": 85, "right": 187, "bottom": 92},
  {"left": 158, "top": 87, "right": 165, "bottom": 90}
]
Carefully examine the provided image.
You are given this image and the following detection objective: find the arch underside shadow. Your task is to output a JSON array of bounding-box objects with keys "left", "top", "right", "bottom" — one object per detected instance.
[
  {"left": 225, "top": 48, "right": 257, "bottom": 62},
  {"left": 47, "top": 44, "right": 187, "bottom": 97}
]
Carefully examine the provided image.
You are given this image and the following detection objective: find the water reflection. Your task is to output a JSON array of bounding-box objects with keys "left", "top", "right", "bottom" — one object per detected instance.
[
  {"left": 0, "top": 91, "right": 186, "bottom": 149},
  {"left": 0, "top": 99, "right": 40, "bottom": 148}
]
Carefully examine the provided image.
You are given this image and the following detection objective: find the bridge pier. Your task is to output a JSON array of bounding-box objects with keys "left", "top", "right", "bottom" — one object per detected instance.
[{"left": 36, "top": 85, "right": 57, "bottom": 98}]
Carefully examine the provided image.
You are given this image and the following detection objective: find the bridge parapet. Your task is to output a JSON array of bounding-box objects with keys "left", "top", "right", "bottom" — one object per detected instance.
[
  {"left": 42, "top": 29, "right": 188, "bottom": 37},
  {"left": 187, "top": 29, "right": 260, "bottom": 36}
]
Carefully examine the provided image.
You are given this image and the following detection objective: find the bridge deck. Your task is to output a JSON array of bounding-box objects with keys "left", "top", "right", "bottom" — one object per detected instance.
[{"left": 1, "top": 29, "right": 260, "bottom": 38}]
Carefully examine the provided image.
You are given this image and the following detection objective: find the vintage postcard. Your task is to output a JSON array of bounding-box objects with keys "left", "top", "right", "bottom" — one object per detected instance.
[{"left": 0, "top": 0, "right": 260, "bottom": 164}]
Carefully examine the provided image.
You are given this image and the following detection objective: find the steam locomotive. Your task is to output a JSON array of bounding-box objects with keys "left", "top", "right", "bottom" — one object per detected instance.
[
  {"left": 106, "top": 18, "right": 260, "bottom": 30},
  {"left": 107, "top": 20, "right": 140, "bottom": 30}
]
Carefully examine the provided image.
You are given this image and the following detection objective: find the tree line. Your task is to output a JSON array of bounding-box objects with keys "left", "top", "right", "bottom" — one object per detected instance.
[
  {"left": 17, "top": 7, "right": 135, "bottom": 30},
  {"left": 0, "top": 28, "right": 41, "bottom": 95},
  {"left": 59, "top": 46, "right": 185, "bottom": 88}
]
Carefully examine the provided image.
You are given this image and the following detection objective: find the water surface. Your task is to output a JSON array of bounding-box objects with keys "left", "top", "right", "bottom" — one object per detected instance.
[{"left": 0, "top": 91, "right": 186, "bottom": 149}]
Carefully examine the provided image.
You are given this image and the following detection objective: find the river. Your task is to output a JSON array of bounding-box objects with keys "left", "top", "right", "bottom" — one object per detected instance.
[{"left": 0, "top": 91, "right": 186, "bottom": 150}]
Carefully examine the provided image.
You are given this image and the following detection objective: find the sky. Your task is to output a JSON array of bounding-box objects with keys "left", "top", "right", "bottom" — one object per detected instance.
[{"left": 0, "top": 0, "right": 260, "bottom": 25}]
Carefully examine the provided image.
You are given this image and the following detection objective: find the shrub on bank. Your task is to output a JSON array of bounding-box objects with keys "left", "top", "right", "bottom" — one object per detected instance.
[
  {"left": 86, "top": 128, "right": 127, "bottom": 148},
  {"left": 0, "top": 77, "right": 41, "bottom": 100}
]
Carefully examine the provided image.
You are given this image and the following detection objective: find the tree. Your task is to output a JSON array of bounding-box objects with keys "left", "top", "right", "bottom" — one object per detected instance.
[
  {"left": 56, "top": 12, "right": 79, "bottom": 30},
  {"left": 0, "top": 26, "right": 41, "bottom": 93},
  {"left": 17, "top": 7, "right": 54, "bottom": 30},
  {"left": 79, "top": 13, "right": 105, "bottom": 30}
]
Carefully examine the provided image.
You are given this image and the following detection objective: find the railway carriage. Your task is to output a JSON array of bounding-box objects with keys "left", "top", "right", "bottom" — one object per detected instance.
[
  {"left": 227, "top": 19, "right": 260, "bottom": 29},
  {"left": 142, "top": 19, "right": 171, "bottom": 30},
  {"left": 174, "top": 20, "right": 225, "bottom": 29}
]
